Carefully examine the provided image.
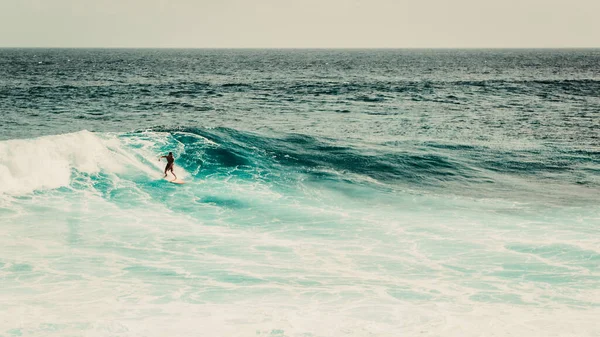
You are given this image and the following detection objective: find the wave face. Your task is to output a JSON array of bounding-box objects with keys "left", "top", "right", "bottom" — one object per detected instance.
[
  {"left": 1, "top": 128, "right": 598, "bottom": 337},
  {"left": 1, "top": 49, "right": 599, "bottom": 336}
]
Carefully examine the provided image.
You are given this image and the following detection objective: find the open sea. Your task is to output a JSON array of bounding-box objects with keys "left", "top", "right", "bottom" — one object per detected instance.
[{"left": 0, "top": 49, "right": 599, "bottom": 336}]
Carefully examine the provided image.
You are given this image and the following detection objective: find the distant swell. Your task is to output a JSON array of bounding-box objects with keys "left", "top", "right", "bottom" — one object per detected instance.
[{"left": 3, "top": 79, "right": 599, "bottom": 100}]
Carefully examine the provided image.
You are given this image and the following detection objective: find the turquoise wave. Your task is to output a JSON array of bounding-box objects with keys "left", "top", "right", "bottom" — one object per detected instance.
[{"left": 0, "top": 129, "right": 599, "bottom": 336}]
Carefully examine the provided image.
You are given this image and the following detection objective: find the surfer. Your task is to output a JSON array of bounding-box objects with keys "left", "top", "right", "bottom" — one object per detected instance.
[{"left": 159, "top": 152, "right": 177, "bottom": 179}]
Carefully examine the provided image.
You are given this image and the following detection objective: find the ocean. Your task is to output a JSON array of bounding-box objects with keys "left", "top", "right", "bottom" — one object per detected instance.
[{"left": 0, "top": 49, "right": 599, "bottom": 336}]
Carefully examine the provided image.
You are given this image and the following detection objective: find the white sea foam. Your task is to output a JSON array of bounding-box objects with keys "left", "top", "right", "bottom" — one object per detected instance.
[
  {"left": 0, "top": 131, "right": 598, "bottom": 337},
  {"left": 0, "top": 131, "right": 185, "bottom": 195}
]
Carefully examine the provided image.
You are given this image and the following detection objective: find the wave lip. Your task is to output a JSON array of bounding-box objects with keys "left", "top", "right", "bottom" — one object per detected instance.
[{"left": 0, "top": 130, "right": 144, "bottom": 195}]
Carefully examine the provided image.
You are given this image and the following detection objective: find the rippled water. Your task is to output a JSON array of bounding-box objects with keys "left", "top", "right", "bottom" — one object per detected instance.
[{"left": 0, "top": 49, "right": 599, "bottom": 336}]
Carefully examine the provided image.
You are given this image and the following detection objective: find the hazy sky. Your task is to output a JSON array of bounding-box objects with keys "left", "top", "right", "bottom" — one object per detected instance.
[{"left": 1, "top": 0, "right": 599, "bottom": 48}]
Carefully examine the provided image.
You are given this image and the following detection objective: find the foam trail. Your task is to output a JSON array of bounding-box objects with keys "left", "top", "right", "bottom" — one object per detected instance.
[{"left": 0, "top": 129, "right": 598, "bottom": 337}]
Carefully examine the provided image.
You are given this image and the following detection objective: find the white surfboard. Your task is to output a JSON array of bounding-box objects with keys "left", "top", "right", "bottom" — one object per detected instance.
[{"left": 168, "top": 178, "right": 185, "bottom": 184}]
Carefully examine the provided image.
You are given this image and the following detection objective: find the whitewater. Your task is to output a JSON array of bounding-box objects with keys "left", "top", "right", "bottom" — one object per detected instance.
[{"left": 0, "top": 49, "right": 599, "bottom": 336}]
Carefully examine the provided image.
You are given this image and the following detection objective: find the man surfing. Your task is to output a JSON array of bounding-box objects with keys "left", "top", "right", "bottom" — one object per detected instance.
[{"left": 159, "top": 152, "right": 177, "bottom": 180}]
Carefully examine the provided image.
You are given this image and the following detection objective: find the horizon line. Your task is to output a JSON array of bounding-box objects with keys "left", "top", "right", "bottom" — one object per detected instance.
[{"left": 1, "top": 46, "right": 599, "bottom": 50}]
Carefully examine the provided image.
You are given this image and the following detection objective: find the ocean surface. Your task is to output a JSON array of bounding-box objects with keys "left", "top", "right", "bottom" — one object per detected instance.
[{"left": 0, "top": 49, "right": 599, "bottom": 336}]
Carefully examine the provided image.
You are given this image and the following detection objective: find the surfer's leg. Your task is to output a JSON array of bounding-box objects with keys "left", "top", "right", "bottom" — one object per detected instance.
[
  {"left": 171, "top": 167, "right": 177, "bottom": 180},
  {"left": 164, "top": 164, "right": 169, "bottom": 177}
]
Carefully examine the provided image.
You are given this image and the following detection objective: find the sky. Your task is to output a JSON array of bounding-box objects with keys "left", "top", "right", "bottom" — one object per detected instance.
[{"left": 0, "top": 0, "right": 599, "bottom": 48}]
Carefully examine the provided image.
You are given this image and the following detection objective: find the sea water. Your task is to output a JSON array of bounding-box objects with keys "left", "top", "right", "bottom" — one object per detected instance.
[{"left": 0, "top": 49, "right": 599, "bottom": 336}]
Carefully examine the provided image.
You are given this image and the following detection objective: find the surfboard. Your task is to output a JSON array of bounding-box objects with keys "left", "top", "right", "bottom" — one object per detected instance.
[{"left": 169, "top": 178, "right": 185, "bottom": 184}]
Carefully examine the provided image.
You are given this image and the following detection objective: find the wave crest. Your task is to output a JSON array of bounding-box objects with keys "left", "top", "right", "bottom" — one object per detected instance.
[{"left": 0, "top": 131, "right": 153, "bottom": 195}]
